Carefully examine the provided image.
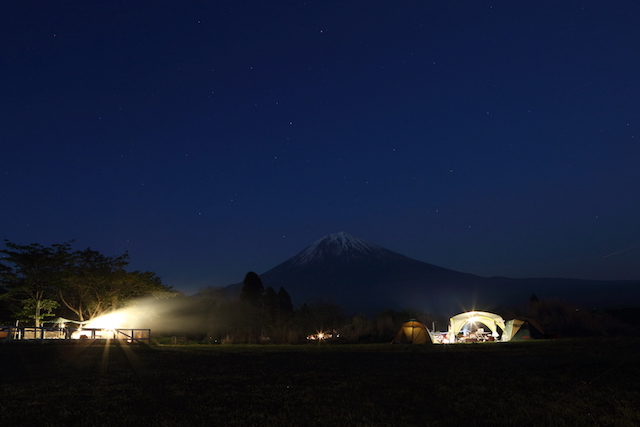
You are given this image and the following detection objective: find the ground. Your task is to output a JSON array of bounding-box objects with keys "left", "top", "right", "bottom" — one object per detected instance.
[{"left": 1, "top": 339, "right": 639, "bottom": 426}]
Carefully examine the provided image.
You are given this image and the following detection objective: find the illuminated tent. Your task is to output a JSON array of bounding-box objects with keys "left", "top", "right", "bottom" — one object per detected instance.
[
  {"left": 447, "top": 311, "right": 508, "bottom": 342},
  {"left": 392, "top": 319, "right": 431, "bottom": 344},
  {"left": 504, "top": 318, "right": 545, "bottom": 341}
]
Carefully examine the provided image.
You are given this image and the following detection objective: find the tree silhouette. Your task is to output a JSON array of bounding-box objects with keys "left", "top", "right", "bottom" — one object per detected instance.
[
  {"left": 264, "top": 286, "right": 278, "bottom": 320},
  {"left": 0, "top": 240, "right": 173, "bottom": 325},
  {"left": 277, "top": 287, "right": 294, "bottom": 313},
  {"left": 529, "top": 293, "right": 540, "bottom": 306},
  {"left": 0, "top": 241, "right": 71, "bottom": 326},
  {"left": 240, "top": 271, "right": 264, "bottom": 307}
]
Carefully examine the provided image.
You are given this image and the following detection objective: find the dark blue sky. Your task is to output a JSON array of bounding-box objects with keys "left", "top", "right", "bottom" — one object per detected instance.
[{"left": 2, "top": 1, "right": 639, "bottom": 295}]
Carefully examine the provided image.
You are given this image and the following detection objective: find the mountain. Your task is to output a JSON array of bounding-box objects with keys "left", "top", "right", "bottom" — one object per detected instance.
[
  {"left": 257, "top": 232, "right": 485, "bottom": 314},
  {"left": 226, "top": 232, "right": 640, "bottom": 315}
]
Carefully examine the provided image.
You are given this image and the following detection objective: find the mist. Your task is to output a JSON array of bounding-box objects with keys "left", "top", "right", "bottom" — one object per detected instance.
[{"left": 83, "top": 295, "right": 209, "bottom": 336}]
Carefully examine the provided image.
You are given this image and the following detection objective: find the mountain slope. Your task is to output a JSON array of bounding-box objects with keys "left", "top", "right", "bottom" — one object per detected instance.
[
  {"left": 257, "top": 232, "right": 486, "bottom": 314},
  {"left": 225, "top": 232, "right": 640, "bottom": 314}
]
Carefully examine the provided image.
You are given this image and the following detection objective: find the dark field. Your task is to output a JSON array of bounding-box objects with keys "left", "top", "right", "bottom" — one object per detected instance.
[{"left": 2, "top": 339, "right": 640, "bottom": 427}]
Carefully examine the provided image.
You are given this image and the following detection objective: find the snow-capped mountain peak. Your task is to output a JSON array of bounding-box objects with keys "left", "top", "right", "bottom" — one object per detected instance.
[{"left": 290, "top": 232, "right": 382, "bottom": 266}]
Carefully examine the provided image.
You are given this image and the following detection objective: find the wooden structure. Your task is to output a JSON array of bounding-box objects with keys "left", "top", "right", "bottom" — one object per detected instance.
[{"left": 0, "top": 326, "right": 150, "bottom": 343}]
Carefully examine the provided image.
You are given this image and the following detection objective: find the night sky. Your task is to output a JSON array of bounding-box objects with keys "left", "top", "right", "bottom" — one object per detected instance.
[{"left": 3, "top": 1, "right": 639, "bottom": 296}]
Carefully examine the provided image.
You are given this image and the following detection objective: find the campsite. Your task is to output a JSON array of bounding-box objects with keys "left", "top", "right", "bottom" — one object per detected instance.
[
  {"left": 392, "top": 311, "right": 548, "bottom": 344},
  {"left": 2, "top": 338, "right": 639, "bottom": 426}
]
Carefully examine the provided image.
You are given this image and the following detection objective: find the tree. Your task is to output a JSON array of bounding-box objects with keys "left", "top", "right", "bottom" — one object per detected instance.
[
  {"left": 1, "top": 240, "right": 174, "bottom": 325},
  {"left": 57, "top": 248, "right": 129, "bottom": 322},
  {"left": 16, "top": 298, "right": 59, "bottom": 326},
  {"left": 240, "top": 271, "right": 264, "bottom": 307},
  {"left": 530, "top": 293, "right": 540, "bottom": 306},
  {"left": 0, "top": 241, "right": 72, "bottom": 326},
  {"left": 264, "top": 286, "right": 279, "bottom": 320},
  {"left": 277, "top": 287, "right": 294, "bottom": 313},
  {"left": 59, "top": 249, "right": 173, "bottom": 321},
  {"left": 298, "top": 298, "right": 346, "bottom": 333},
  {"left": 105, "top": 269, "right": 172, "bottom": 309}
]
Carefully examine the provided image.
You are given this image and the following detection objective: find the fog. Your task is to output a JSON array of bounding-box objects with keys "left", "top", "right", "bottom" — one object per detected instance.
[{"left": 82, "top": 295, "right": 208, "bottom": 336}]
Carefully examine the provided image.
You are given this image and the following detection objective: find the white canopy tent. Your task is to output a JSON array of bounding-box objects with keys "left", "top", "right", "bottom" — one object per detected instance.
[{"left": 447, "top": 311, "right": 508, "bottom": 343}]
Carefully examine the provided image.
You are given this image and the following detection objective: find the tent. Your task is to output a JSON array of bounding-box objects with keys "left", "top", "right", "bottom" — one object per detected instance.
[
  {"left": 504, "top": 318, "right": 545, "bottom": 341},
  {"left": 392, "top": 319, "right": 431, "bottom": 344},
  {"left": 447, "top": 311, "right": 508, "bottom": 343}
]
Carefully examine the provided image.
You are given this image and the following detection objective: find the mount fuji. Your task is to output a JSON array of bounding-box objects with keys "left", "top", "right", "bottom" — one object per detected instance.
[
  {"left": 256, "top": 232, "right": 485, "bottom": 314},
  {"left": 224, "top": 232, "right": 640, "bottom": 315}
]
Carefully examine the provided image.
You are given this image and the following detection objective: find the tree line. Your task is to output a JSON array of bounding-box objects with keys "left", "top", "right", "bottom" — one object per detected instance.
[
  {"left": 3, "top": 240, "right": 633, "bottom": 342},
  {"left": 0, "top": 240, "right": 173, "bottom": 326},
  {"left": 162, "top": 271, "right": 446, "bottom": 344}
]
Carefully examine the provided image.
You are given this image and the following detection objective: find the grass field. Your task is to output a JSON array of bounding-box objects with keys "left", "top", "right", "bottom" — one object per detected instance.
[{"left": 2, "top": 338, "right": 640, "bottom": 426}]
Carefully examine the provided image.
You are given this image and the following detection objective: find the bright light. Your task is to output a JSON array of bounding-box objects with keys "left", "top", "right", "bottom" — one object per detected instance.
[
  {"left": 71, "top": 328, "right": 115, "bottom": 339},
  {"left": 70, "top": 310, "right": 133, "bottom": 339},
  {"left": 306, "top": 330, "right": 339, "bottom": 341},
  {"left": 83, "top": 311, "right": 129, "bottom": 330},
  {"left": 65, "top": 296, "right": 194, "bottom": 340}
]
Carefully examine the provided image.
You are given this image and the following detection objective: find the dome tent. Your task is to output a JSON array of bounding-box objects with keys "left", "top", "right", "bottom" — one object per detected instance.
[
  {"left": 447, "top": 311, "right": 508, "bottom": 343},
  {"left": 504, "top": 317, "right": 546, "bottom": 341},
  {"left": 392, "top": 319, "right": 431, "bottom": 344}
]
